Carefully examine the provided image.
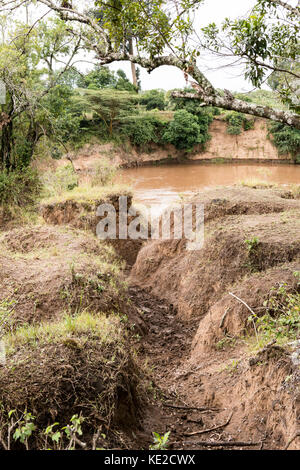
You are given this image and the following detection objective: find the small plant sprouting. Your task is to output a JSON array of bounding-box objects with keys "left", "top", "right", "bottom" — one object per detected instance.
[
  {"left": 1, "top": 410, "right": 86, "bottom": 450},
  {"left": 223, "top": 359, "right": 239, "bottom": 375},
  {"left": 215, "top": 335, "right": 236, "bottom": 350},
  {"left": 62, "top": 413, "right": 85, "bottom": 450},
  {"left": 13, "top": 411, "right": 36, "bottom": 450},
  {"left": 149, "top": 431, "right": 171, "bottom": 450},
  {"left": 0, "top": 297, "right": 17, "bottom": 337},
  {"left": 44, "top": 422, "right": 62, "bottom": 449},
  {"left": 245, "top": 236, "right": 259, "bottom": 253},
  {"left": 248, "top": 272, "right": 300, "bottom": 347}
]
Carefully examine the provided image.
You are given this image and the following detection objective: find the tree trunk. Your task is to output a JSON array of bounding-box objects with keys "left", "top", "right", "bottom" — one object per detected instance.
[
  {"left": 24, "top": 122, "right": 39, "bottom": 167},
  {"left": 0, "top": 120, "right": 14, "bottom": 171},
  {"left": 128, "top": 37, "right": 137, "bottom": 88}
]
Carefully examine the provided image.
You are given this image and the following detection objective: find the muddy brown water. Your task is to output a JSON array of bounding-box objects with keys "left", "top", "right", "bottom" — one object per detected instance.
[{"left": 120, "top": 162, "right": 300, "bottom": 214}]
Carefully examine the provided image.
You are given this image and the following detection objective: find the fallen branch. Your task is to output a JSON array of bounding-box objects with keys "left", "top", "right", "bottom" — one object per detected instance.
[
  {"left": 229, "top": 292, "right": 259, "bottom": 345},
  {"left": 177, "top": 440, "right": 260, "bottom": 447},
  {"left": 219, "top": 308, "right": 229, "bottom": 329},
  {"left": 184, "top": 412, "right": 233, "bottom": 437},
  {"left": 284, "top": 432, "right": 300, "bottom": 450},
  {"left": 163, "top": 403, "right": 220, "bottom": 412}
]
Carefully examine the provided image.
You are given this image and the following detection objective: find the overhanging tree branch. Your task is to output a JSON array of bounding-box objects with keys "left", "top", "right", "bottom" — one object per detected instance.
[
  {"left": 1, "top": 0, "right": 299, "bottom": 129},
  {"left": 96, "top": 51, "right": 300, "bottom": 129},
  {"left": 265, "top": 0, "right": 300, "bottom": 17},
  {"left": 172, "top": 89, "right": 300, "bottom": 128}
]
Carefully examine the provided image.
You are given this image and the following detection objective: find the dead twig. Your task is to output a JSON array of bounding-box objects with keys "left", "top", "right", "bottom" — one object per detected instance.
[
  {"left": 219, "top": 308, "right": 229, "bottom": 329},
  {"left": 73, "top": 435, "right": 87, "bottom": 449},
  {"left": 284, "top": 432, "right": 300, "bottom": 450},
  {"left": 229, "top": 292, "right": 259, "bottom": 344},
  {"left": 176, "top": 440, "right": 260, "bottom": 447},
  {"left": 163, "top": 403, "right": 220, "bottom": 412},
  {"left": 184, "top": 412, "right": 233, "bottom": 437}
]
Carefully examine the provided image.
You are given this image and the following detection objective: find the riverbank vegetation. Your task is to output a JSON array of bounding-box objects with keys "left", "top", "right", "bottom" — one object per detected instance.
[{"left": 0, "top": 4, "right": 299, "bottom": 220}]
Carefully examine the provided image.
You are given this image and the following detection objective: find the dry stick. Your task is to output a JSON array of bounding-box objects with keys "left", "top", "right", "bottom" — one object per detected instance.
[
  {"left": 163, "top": 403, "right": 220, "bottom": 412},
  {"left": 184, "top": 412, "right": 233, "bottom": 437},
  {"left": 74, "top": 435, "right": 87, "bottom": 449},
  {"left": 219, "top": 308, "right": 229, "bottom": 329},
  {"left": 178, "top": 440, "right": 260, "bottom": 448},
  {"left": 229, "top": 292, "right": 259, "bottom": 345},
  {"left": 284, "top": 432, "right": 300, "bottom": 450},
  {"left": 0, "top": 433, "right": 8, "bottom": 450}
]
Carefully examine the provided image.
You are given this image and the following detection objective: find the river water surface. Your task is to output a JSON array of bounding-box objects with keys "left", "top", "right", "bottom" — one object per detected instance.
[{"left": 120, "top": 162, "right": 300, "bottom": 214}]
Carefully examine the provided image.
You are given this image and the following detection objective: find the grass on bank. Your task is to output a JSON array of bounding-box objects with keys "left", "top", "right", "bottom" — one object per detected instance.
[
  {"left": 40, "top": 182, "right": 132, "bottom": 206},
  {"left": 0, "top": 158, "right": 133, "bottom": 227},
  {"left": 3, "top": 311, "right": 124, "bottom": 356},
  {"left": 216, "top": 272, "right": 300, "bottom": 356},
  {"left": 239, "top": 178, "right": 275, "bottom": 189}
]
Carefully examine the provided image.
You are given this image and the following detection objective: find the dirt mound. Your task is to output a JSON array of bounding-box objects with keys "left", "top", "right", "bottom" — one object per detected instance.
[
  {"left": 0, "top": 225, "right": 144, "bottom": 331},
  {"left": 178, "top": 343, "right": 300, "bottom": 449},
  {"left": 131, "top": 188, "right": 300, "bottom": 318},
  {"left": 128, "top": 187, "right": 300, "bottom": 450},
  {"left": 194, "top": 186, "right": 300, "bottom": 222},
  {"left": 132, "top": 209, "right": 300, "bottom": 319},
  {"left": 192, "top": 262, "right": 300, "bottom": 356},
  {"left": 0, "top": 312, "right": 142, "bottom": 450},
  {"left": 40, "top": 192, "right": 146, "bottom": 266}
]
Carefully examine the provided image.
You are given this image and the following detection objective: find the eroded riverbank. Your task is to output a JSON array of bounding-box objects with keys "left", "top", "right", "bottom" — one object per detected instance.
[{"left": 0, "top": 184, "right": 299, "bottom": 450}]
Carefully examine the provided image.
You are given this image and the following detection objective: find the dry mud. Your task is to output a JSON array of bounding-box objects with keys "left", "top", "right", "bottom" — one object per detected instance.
[{"left": 0, "top": 186, "right": 299, "bottom": 450}]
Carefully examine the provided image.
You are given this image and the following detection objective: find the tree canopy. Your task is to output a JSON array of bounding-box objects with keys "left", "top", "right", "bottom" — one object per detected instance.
[
  {"left": 1, "top": 0, "right": 297, "bottom": 128},
  {"left": 0, "top": 15, "right": 82, "bottom": 169}
]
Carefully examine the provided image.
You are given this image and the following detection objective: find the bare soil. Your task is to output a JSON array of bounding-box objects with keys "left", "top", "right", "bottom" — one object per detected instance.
[
  {"left": 0, "top": 225, "right": 143, "bottom": 329},
  {"left": 1, "top": 185, "right": 300, "bottom": 450},
  {"left": 128, "top": 187, "right": 300, "bottom": 450}
]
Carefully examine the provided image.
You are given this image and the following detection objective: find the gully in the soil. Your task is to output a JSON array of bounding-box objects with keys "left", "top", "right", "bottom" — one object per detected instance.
[{"left": 96, "top": 196, "right": 204, "bottom": 250}]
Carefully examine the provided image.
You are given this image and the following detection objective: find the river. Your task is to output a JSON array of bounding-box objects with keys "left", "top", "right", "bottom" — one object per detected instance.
[{"left": 120, "top": 162, "right": 300, "bottom": 214}]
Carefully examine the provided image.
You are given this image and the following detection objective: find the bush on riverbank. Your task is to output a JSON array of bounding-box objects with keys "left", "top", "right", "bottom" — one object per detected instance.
[
  {"left": 0, "top": 167, "right": 41, "bottom": 207},
  {"left": 269, "top": 122, "right": 300, "bottom": 162}
]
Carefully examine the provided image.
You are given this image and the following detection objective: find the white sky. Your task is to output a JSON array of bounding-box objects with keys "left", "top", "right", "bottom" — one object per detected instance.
[
  {"left": 109, "top": 0, "right": 299, "bottom": 92},
  {"left": 109, "top": 0, "right": 257, "bottom": 92},
  {"left": 4, "top": 0, "right": 298, "bottom": 92}
]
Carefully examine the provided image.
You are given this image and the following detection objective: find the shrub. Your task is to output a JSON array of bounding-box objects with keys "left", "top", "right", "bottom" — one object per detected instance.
[
  {"left": 225, "top": 111, "right": 255, "bottom": 134},
  {"left": 225, "top": 112, "right": 244, "bottom": 135},
  {"left": 163, "top": 109, "right": 202, "bottom": 150},
  {"left": 196, "top": 111, "right": 213, "bottom": 146},
  {"left": 90, "top": 157, "right": 119, "bottom": 186},
  {"left": 0, "top": 168, "right": 42, "bottom": 207},
  {"left": 41, "top": 164, "right": 78, "bottom": 197},
  {"left": 269, "top": 122, "right": 300, "bottom": 162},
  {"left": 140, "top": 89, "right": 166, "bottom": 111},
  {"left": 243, "top": 118, "right": 255, "bottom": 131},
  {"left": 120, "top": 114, "right": 167, "bottom": 147},
  {"left": 251, "top": 273, "right": 300, "bottom": 346}
]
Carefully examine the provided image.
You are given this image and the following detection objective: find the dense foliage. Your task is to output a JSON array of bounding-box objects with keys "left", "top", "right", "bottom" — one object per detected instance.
[
  {"left": 0, "top": 2, "right": 299, "bottom": 213},
  {"left": 140, "top": 90, "right": 166, "bottom": 111},
  {"left": 269, "top": 122, "right": 300, "bottom": 162},
  {"left": 0, "top": 168, "right": 41, "bottom": 207},
  {"left": 225, "top": 112, "right": 255, "bottom": 135},
  {"left": 163, "top": 110, "right": 203, "bottom": 151}
]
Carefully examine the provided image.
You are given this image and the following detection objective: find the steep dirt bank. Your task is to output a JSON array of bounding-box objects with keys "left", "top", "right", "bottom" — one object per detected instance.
[
  {"left": 129, "top": 186, "right": 300, "bottom": 450},
  {"left": 129, "top": 285, "right": 300, "bottom": 450},
  {"left": 1, "top": 185, "right": 300, "bottom": 450},
  {"left": 56, "top": 117, "right": 292, "bottom": 174},
  {"left": 131, "top": 186, "right": 300, "bottom": 319},
  {"left": 0, "top": 222, "right": 148, "bottom": 450},
  {"left": 40, "top": 188, "right": 145, "bottom": 266}
]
